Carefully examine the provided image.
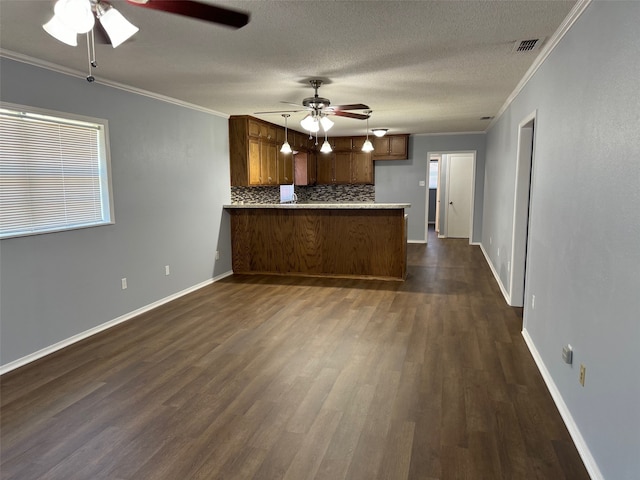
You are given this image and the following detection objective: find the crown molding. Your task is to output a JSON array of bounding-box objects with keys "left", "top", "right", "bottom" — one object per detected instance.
[
  {"left": 0, "top": 49, "right": 229, "bottom": 118},
  {"left": 486, "top": 0, "right": 592, "bottom": 132}
]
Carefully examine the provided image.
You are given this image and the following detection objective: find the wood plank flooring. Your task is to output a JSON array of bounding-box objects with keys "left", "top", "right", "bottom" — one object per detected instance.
[{"left": 0, "top": 228, "right": 590, "bottom": 479}]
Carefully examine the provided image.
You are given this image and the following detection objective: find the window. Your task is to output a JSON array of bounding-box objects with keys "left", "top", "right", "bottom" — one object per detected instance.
[
  {"left": 0, "top": 103, "right": 113, "bottom": 239},
  {"left": 429, "top": 160, "right": 439, "bottom": 189}
]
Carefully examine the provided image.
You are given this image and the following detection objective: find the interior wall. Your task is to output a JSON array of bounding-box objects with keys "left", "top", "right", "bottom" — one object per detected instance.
[
  {"left": 0, "top": 58, "right": 233, "bottom": 367},
  {"left": 482, "top": 3, "right": 640, "bottom": 479},
  {"left": 375, "top": 134, "right": 485, "bottom": 242}
]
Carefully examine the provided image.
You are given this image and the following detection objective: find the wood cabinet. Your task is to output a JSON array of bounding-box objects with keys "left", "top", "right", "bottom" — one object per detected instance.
[
  {"left": 372, "top": 134, "right": 409, "bottom": 160},
  {"left": 230, "top": 116, "right": 284, "bottom": 186},
  {"left": 317, "top": 150, "right": 372, "bottom": 185},
  {"left": 278, "top": 150, "right": 294, "bottom": 184},
  {"left": 294, "top": 151, "right": 316, "bottom": 185}
]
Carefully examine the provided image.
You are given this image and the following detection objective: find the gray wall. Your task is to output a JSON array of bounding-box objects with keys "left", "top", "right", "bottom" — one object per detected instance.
[
  {"left": 0, "top": 58, "right": 233, "bottom": 367},
  {"left": 482, "top": 2, "right": 640, "bottom": 479},
  {"left": 375, "top": 134, "right": 486, "bottom": 242}
]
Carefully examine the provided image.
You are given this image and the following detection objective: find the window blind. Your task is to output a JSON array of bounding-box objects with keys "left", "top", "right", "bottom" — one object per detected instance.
[{"left": 0, "top": 106, "right": 112, "bottom": 239}]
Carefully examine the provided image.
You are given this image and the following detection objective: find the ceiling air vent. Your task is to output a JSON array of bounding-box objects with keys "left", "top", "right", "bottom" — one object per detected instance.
[{"left": 512, "top": 38, "right": 544, "bottom": 53}]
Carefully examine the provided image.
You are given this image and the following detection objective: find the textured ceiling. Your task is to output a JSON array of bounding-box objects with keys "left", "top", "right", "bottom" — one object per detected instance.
[{"left": 0, "top": 0, "right": 576, "bottom": 136}]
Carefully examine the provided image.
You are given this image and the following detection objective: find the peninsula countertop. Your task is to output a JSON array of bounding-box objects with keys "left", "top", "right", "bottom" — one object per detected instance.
[{"left": 223, "top": 202, "right": 410, "bottom": 210}]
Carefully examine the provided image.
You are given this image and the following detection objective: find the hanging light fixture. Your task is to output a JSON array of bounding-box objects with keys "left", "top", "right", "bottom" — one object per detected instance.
[
  {"left": 362, "top": 110, "right": 374, "bottom": 152},
  {"left": 320, "top": 129, "right": 332, "bottom": 153},
  {"left": 280, "top": 114, "right": 292, "bottom": 154},
  {"left": 43, "top": 0, "right": 138, "bottom": 49},
  {"left": 372, "top": 128, "right": 388, "bottom": 137}
]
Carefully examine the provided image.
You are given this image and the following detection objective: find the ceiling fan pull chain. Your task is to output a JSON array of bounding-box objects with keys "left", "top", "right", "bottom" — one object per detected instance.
[{"left": 86, "top": 31, "right": 96, "bottom": 82}]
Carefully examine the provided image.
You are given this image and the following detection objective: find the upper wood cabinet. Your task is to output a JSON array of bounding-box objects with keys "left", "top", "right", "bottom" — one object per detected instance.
[
  {"left": 372, "top": 134, "right": 409, "bottom": 160},
  {"left": 230, "top": 116, "right": 280, "bottom": 186},
  {"left": 316, "top": 150, "right": 373, "bottom": 185}
]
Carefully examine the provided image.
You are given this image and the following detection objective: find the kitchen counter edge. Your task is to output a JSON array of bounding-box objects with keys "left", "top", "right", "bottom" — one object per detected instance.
[{"left": 223, "top": 203, "right": 410, "bottom": 210}]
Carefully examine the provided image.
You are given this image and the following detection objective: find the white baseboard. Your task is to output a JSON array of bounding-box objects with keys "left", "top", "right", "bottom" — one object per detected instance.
[
  {"left": 407, "top": 239, "right": 427, "bottom": 244},
  {"left": 521, "top": 329, "right": 604, "bottom": 480},
  {"left": 0, "top": 270, "right": 234, "bottom": 375},
  {"left": 479, "top": 243, "right": 511, "bottom": 304}
]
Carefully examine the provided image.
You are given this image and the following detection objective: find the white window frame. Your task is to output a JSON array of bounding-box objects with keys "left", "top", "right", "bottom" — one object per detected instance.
[{"left": 0, "top": 102, "right": 114, "bottom": 239}]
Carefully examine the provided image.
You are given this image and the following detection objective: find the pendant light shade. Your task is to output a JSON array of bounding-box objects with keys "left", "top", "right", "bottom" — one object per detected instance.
[
  {"left": 300, "top": 114, "right": 319, "bottom": 133},
  {"left": 372, "top": 128, "right": 388, "bottom": 137},
  {"left": 54, "top": 0, "right": 95, "bottom": 33},
  {"left": 43, "top": 14, "right": 78, "bottom": 46},
  {"left": 97, "top": 4, "right": 139, "bottom": 48},
  {"left": 320, "top": 115, "right": 334, "bottom": 132}
]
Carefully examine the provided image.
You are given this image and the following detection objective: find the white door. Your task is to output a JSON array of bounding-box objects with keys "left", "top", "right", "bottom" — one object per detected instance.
[{"left": 446, "top": 153, "right": 474, "bottom": 238}]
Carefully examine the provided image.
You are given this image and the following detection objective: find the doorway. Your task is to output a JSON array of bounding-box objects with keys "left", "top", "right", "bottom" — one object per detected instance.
[
  {"left": 510, "top": 111, "right": 536, "bottom": 307},
  {"left": 426, "top": 151, "right": 476, "bottom": 242}
]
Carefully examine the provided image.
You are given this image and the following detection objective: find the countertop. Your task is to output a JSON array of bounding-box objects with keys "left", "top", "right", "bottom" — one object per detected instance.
[{"left": 223, "top": 202, "right": 410, "bottom": 210}]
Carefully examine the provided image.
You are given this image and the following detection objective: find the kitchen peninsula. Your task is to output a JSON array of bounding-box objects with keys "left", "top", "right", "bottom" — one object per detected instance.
[{"left": 224, "top": 203, "right": 409, "bottom": 280}]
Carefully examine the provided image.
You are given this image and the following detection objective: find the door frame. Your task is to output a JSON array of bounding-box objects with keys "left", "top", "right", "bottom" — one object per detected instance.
[
  {"left": 509, "top": 110, "right": 537, "bottom": 307},
  {"left": 427, "top": 151, "right": 476, "bottom": 243}
]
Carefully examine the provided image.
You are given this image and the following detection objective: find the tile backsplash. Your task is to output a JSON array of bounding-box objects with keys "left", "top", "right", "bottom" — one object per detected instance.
[{"left": 231, "top": 184, "right": 375, "bottom": 204}]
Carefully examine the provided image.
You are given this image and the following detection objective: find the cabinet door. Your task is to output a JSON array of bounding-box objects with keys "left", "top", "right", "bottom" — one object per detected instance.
[
  {"left": 372, "top": 136, "right": 390, "bottom": 155},
  {"left": 278, "top": 151, "right": 294, "bottom": 184},
  {"left": 351, "top": 151, "right": 373, "bottom": 184},
  {"left": 389, "top": 135, "right": 408, "bottom": 157},
  {"left": 334, "top": 152, "right": 352, "bottom": 183},
  {"left": 248, "top": 137, "right": 262, "bottom": 185},
  {"left": 316, "top": 154, "right": 334, "bottom": 184},
  {"left": 248, "top": 119, "right": 261, "bottom": 138},
  {"left": 332, "top": 137, "right": 353, "bottom": 151},
  {"left": 260, "top": 141, "right": 277, "bottom": 184},
  {"left": 308, "top": 151, "right": 317, "bottom": 184}
]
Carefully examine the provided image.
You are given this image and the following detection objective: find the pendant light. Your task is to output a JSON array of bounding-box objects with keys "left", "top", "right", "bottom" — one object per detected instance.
[
  {"left": 362, "top": 110, "right": 374, "bottom": 152},
  {"left": 320, "top": 129, "right": 332, "bottom": 153},
  {"left": 280, "top": 114, "right": 292, "bottom": 153},
  {"left": 372, "top": 128, "right": 388, "bottom": 137}
]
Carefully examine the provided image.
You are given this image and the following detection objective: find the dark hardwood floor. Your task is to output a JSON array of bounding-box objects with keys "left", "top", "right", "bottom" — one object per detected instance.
[{"left": 0, "top": 228, "right": 590, "bottom": 479}]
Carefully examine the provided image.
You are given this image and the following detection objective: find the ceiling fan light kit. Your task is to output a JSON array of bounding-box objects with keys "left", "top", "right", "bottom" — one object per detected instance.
[{"left": 43, "top": 0, "right": 139, "bottom": 48}]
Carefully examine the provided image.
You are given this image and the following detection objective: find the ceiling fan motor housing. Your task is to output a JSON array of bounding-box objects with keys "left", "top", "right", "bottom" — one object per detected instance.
[{"left": 302, "top": 96, "right": 331, "bottom": 110}]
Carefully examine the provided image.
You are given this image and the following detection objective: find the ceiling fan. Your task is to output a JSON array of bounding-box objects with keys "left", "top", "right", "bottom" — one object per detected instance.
[
  {"left": 44, "top": 0, "right": 250, "bottom": 47},
  {"left": 43, "top": 0, "right": 250, "bottom": 81},
  {"left": 255, "top": 79, "right": 371, "bottom": 133}
]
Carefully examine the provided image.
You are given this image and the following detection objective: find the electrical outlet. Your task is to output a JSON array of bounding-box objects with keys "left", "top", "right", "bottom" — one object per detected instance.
[
  {"left": 121, "top": 278, "right": 127, "bottom": 290},
  {"left": 490, "top": 236, "right": 492, "bottom": 245},
  {"left": 419, "top": 180, "right": 426, "bottom": 187},
  {"left": 216, "top": 250, "right": 220, "bottom": 260},
  {"left": 579, "top": 364, "right": 586, "bottom": 386},
  {"left": 507, "top": 260, "right": 511, "bottom": 272},
  {"left": 531, "top": 294, "right": 536, "bottom": 309},
  {"left": 165, "top": 265, "right": 170, "bottom": 276},
  {"left": 497, "top": 247, "right": 500, "bottom": 257}
]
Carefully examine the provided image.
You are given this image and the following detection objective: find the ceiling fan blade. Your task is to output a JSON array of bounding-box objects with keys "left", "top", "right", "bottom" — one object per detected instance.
[
  {"left": 254, "top": 109, "right": 306, "bottom": 114},
  {"left": 126, "top": 1, "right": 250, "bottom": 29},
  {"left": 280, "top": 101, "right": 305, "bottom": 108},
  {"left": 332, "top": 111, "right": 370, "bottom": 120},
  {"left": 327, "top": 104, "right": 370, "bottom": 111}
]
